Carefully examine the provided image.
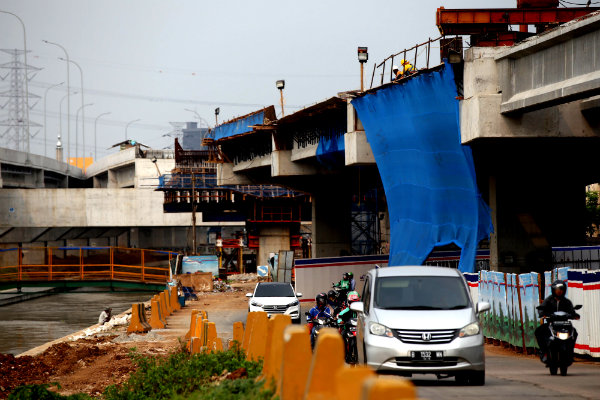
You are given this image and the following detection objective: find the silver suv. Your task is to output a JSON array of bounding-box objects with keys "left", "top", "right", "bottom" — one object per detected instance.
[{"left": 350, "top": 266, "right": 490, "bottom": 385}]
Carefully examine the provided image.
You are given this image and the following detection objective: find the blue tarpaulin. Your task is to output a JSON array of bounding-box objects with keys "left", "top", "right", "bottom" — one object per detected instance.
[
  {"left": 351, "top": 63, "right": 492, "bottom": 273},
  {"left": 213, "top": 111, "right": 265, "bottom": 141},
  {"left": 316, "top": 128, "right": 345, "bottom": 167}
]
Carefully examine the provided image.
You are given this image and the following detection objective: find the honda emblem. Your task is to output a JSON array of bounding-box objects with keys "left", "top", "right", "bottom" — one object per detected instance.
[{"left": 422, "top": 332, "right": 432, "bottom": 341}]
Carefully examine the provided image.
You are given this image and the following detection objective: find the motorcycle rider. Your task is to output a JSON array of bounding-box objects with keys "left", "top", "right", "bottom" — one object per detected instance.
[
  {"left": 337, "top": 291, "right": 361, "bottom": 326},
  {"left": 333, "top": 272, "right": 351, "bottom": 299},
  {"left": 535, "top": 280, "right": 580, "bottom": 363},
  {"left": 327, "top": 289, "right": 344, "bottom": 317},
  {"left": 306, "top": 292, "right": 332, "bottom": 348},
  {"left": 347, "top": 272, "right": 356, "bottom": 291}
]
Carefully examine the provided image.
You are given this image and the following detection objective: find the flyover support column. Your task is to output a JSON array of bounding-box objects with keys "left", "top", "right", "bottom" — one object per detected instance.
[
  {"left": 258, "top": 225, "right": 290, "bottom": 268},
  {"left": 311, "top": 184, "right": 352, "bottom": 258}
]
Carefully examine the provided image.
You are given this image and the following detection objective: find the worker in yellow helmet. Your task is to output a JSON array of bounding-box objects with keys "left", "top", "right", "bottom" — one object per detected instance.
[{"left": 400, "top": 59, "right": 414, "bottom": 76}]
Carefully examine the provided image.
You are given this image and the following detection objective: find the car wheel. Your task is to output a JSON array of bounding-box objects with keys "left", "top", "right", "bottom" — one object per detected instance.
[
  {"left": 292, "top": 318, "right": 301, "bottom": 325},
  {"left": 467, "top": 370, "right": 485, "bottom": 386}
]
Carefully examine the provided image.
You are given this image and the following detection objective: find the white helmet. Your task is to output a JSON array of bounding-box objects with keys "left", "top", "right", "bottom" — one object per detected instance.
[{"left": 392, "top": 65, "right": 399, "bottom": 71}]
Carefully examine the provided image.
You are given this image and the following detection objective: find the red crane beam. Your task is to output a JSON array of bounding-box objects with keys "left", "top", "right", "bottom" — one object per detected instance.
[{"left": 437, "top": 7, "right": 599, "bottom": 35}]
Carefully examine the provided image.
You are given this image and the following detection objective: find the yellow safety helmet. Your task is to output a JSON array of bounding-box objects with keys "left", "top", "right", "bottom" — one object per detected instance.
[{"left": 400, "top": 59, "right": 409, "bottom": 65}]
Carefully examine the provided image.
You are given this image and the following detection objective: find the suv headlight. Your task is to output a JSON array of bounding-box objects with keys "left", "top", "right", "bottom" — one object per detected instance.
[
  {"left": 250, "top": 301, "right": 263, "bottom": 307},
  {"left": 288, "top": 300, "right": 299, "bottom": 307},
  {"left": 369, "top": 322, "right": 394, "bottom": 337},
  {"left": 459, "top": 322, "right": 480, "bottom": 338}
]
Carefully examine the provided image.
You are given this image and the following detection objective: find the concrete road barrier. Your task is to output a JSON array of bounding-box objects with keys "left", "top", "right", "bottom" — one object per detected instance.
[
  {"left": 361, "top": 376, "right": 416, "bottom": 400},
  {"left": 127, "top": 303, "right": 151, "bottom": 333},
  {"left": 149, "top": 299, "right": 165, "bottom": 329},
  {"left": 185, "top": 310, "right": 199, "bottom": 339},
  {"left": 304, "top": 328, "right": 345, "bottom": 400},
  {"left": 279, "top": 325, "right": 313, "bottom": 400},
  {"left": 335, "top": 366, "right": 375, "bottom": 400}
]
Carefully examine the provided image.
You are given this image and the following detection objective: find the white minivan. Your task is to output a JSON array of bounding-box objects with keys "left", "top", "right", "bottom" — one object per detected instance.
[{"left": 351, "top": 266, "right": 490, "bottom": 385}]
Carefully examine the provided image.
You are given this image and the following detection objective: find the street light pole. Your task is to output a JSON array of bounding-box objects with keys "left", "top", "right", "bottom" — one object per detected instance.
[
  {"left": 59, "top": 91, "right": 77, "bottom": 163},
  {"left": 276, "top": 80, "right": 285, "bottom": 117},
  {"left": 75, "top": 103, "right": 93, "bottom": 168},
  {"left": 94, "top": 112, "right": 111, "bottom": 160},
  {"left": 43, "top": 82, "right": 63, "bottom": 157},
  {"left": 0, "top": 11, "right": 31, "bottom": 158},
  {"left": 43, "top": 40, "right": 71, "bottom": 165},
  {"left": 60, "top": 58, "right": 86, "bottom": 159},
  {"left": 125, "top": 119, "right": 141, "bottom": 141}
]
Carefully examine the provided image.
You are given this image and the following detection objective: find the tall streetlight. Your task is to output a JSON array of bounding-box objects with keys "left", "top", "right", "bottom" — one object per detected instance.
[
  {"left": 276, "top": 80, "right": 285, "bottom": 117},
  {"left": 94, "top": 112, "right": 111, "bottom": 160},
  {"left": 43, "top": 40, "right": 71, "bottom": 162},
  {"left": 215, "top": 107, "right": 220, "bottom": 127},
  {"left": 125, "top": 119, "right": 141, "bottom": 141},
  {"left": 1, "top": 11, "right": 30, "bottom": 159},
  {"left": 59, "top": 91, "right": 77, "bottom": 166},
  {"left": 75, "top": 103, "right": 93, "bottom": 165},
  {"left": 358, "top": 47, "right": 368, "bottom": 91},
  {"left": 184, "top": 108, "right": 210, "bottom": 128},
  {"left": 59, "top": 58, "right": 87, "bottom": 164},
  {"left": 43, "top": 81, "right": 63, "bottom": 157}
]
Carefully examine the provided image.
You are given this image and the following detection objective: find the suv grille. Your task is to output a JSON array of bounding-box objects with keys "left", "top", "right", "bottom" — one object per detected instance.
[
  {"left": 262, "top": 305, "right": 287, "bottom": 314},
  {"left": 395, "top": 329, "right": 458, "bottom": 344}
]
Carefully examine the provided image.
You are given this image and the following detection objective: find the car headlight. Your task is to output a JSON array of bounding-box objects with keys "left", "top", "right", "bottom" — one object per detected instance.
[
  {"left": 250, "top": 301, "right": 263, "bottom": 307},
  {"left": 369, "top": 322, "right": 394, "bottom": 337},
  {"left": 557, "top": 332, "right": 570, "bottom": 340},
  {"left": 288, "top": 300, "right": 299, "bottom": 307},
  {"left": 459, "top": 322, "right": 480, "bottom": 338}
]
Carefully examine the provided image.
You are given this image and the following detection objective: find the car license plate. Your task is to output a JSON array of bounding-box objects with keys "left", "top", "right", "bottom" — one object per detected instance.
[{"left": 410, "top": 351, "right": 443, "bottom": 361}]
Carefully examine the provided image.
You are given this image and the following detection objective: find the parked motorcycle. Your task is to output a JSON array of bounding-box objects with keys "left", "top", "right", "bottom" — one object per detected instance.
[{"left": 537, "top": 304, "right": 582, "bottom": 376}]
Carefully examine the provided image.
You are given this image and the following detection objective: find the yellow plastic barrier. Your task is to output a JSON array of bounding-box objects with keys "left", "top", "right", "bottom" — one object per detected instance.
[
  {"left": 279, "top": 325, "right": 313, "bottom": 400},
  {"left": 185, "top": 310, "right": 199, "bottom": 339},
  {"left": 335, "top": 366, "right": 376, "bottom": 400},
  {"left": 247, "top": 312, "right": 269, "bottom": 361},
  {"left": 260, "top": 314, "right": 291, "bottom": 386},
  {"left": 360, "top": 376, "right": 416, "bottom": 400},
  {"left": 149, "top": 299, "right": 165, "bottom": 329},
  {"left": 170, "top": 286, "right": 181, "bottom": 311},
  {"left": 232, "top": 321, "right": 244, "bottom": 349},
  {"left": 160, "top": 291, "right": 172, "bottom": 316},
  {"left": 127, "top": 303, "right": 150, "bottom": 333},
  {"left": 304, "top": 327, "right": 345, "bottom": 400}
]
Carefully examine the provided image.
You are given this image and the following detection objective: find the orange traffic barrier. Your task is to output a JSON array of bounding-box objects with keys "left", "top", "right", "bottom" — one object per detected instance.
[
  {"left": 335, "top": 366, "right": 376, "bottom": 400},
  {"left": 127, "top": 303, "right": 150, "bottom": 333},
  {"left": 165, "top": 289, "right": 174, "bottom": 314},
  {"left": 304, "top": 328, "right": 345, "bottom": 400},
  {"left": 170, "top": 286, "right": 181, "bottom": 311},
  {"left": 160, "top": 291, "right": 172, "bottom": 316},
  {"left": 185, "top": 310, "right": 199, "bottom": 339},
  {"left": 242, "top": 311, "right": 263, "bottom": 353},
  {"left": 214, "top": 337, "right": 223, "bottom": 352},
  {"left": 205, "top": 321, "right": 217, "bottom": 347},
  {"left": 139, "top": 303, "right": 152, "bottom": 331},
  {"left": 149, "top": 299, "right": 165, "bottom": 329},
  {"left": 360, "top": 376, "right": 416, "bottom": 400},
  {"left": 260, "top": 314, "right": 291, "bottom": 387},
  {"left": 190, "top": 336, "right": 201, "bottom": 354},
  {"left": 279, "top": 325, "right": 313, "bottom": 399},
  {"left": 155, "top": 294, "right": 167, "bottom": 325},
  {"left": 231, "top": 321, "right": 244, "bottom": 350},
  {"left": 247, "top": 312, "right": 269, "bottom": 361}
]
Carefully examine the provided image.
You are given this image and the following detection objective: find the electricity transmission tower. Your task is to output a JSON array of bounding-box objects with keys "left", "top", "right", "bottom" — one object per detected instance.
[{"left": 0, "top": 49, "right": 42, "bottom": 152}]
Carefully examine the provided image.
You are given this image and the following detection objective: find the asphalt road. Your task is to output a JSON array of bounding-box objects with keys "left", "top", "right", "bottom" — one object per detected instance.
[{"left": 414, "top": 348, "right": 600, "bottom": 400}]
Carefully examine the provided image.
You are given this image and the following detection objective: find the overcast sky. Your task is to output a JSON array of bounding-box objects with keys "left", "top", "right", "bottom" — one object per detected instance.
[{"left": 0, "top": 0, "right": 516, "bottom": 159}]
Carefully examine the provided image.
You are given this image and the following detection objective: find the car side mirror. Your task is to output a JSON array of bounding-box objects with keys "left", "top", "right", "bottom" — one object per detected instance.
[
  {"left": 574, "top": 304, "right": 582, "bottom": 310},
  {"left": 476, "top": 301, "right": 490, "bottom": 313},
  {"left": 350, "top": 301, "right": 364, "bottom": 313},
  {"left": 245, "top": 293, "right": 252, "bottom": 298},
  {"left": 296, "top": 293, "right": 303, "bottom": 298}
]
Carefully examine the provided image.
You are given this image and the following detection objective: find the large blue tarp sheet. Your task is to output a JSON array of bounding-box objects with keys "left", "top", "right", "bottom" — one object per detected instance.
[
  {"left": 351, "top": 63, "right": 492, "bottom": 273},
  {"left": 316, "top": 129, "right": 345, "bottom": 167},
  {"left": 213, "top": 111, "right": 265, "bottom": 140}
]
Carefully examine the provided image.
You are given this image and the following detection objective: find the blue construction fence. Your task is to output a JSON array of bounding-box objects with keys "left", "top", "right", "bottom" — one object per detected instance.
[{"left": 464, "top": 268, "right": 600, "bottom": 358}]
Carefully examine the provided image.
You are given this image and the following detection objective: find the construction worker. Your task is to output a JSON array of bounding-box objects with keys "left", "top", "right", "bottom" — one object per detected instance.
[
  {"left": 392, "top": 65, "right": 402, "bottom": 80},
  {"left": 400, "top": 59, "right": 415, "bottom": 77}
]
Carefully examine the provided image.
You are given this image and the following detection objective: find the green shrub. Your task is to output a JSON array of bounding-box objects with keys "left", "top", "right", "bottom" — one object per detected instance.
[
  {"left": 104, "top": 347, "right": 268, "bottom": 400},
  {"left": 8, "top": 383, "right": 90, "bottom": 400}
]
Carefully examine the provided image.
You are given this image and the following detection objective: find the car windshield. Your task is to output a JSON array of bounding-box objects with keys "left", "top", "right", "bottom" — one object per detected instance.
[
  {"left": 254, "top": 283, "right": 295, "bottom": 297},
  {"left": 374, "top": 276, "right": 470, "bottom": 310}
]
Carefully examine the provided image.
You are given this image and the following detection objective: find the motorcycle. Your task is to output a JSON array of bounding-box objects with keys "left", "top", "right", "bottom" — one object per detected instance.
[
  {"left": 305, "top": 311, "right": 337, "bottom": 350},
  {"left": 536, "top": 304, "right": 582, "bottom": 376},
  {"left": 340, "top": 317, "right": 358, "bottom": 364}
]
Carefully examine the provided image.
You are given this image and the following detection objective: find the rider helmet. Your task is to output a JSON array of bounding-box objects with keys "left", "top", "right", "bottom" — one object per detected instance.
[
  {"left": 347, "top": 272, "right": 354, "bottom": 280},
  {"left": 551, "top": 280, "right": 567, "bottom": 298},
  {"left": 316, "top": 292, "right": 327, "bottom": 310},
  {"left": 342, "top": 272, "right": 349, "bottom": 281},
  {"left": 347, "top": 291, "right": 360, "bottom": 304},
  {"left": 327, "top": 290, "right": 337, "bottom": 302}
]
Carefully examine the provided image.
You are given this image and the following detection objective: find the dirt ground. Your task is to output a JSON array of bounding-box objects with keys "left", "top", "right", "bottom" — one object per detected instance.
[{"left": 0, "top": 280, "right": 256, "bottom": 398}]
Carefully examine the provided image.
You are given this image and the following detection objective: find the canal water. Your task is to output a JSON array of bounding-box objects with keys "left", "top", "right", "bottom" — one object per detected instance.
[{"left": 0, "top": 291, "right": 155, "bottom": 355}]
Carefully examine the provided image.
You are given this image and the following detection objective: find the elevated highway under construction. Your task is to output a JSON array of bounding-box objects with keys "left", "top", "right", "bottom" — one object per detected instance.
[{"left": 1, "top": 2, "right": 600, "bottom": 275}]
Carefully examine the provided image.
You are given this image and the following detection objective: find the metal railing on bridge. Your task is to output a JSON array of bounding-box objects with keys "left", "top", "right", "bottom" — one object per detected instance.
[{"left": 0, "top": 246, "right": 176, "bottom": 288}]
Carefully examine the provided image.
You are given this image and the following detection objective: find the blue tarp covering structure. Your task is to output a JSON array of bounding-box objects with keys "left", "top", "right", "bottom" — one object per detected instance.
[
  {"left": 351, "top": 63, "right": 492, "bottom": 273},
  {"left": 213, "top": 111, "right": 265, "bottom": 141},
  {"left": 316, "top": 128, "right": 345, "bottom": 167}
]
